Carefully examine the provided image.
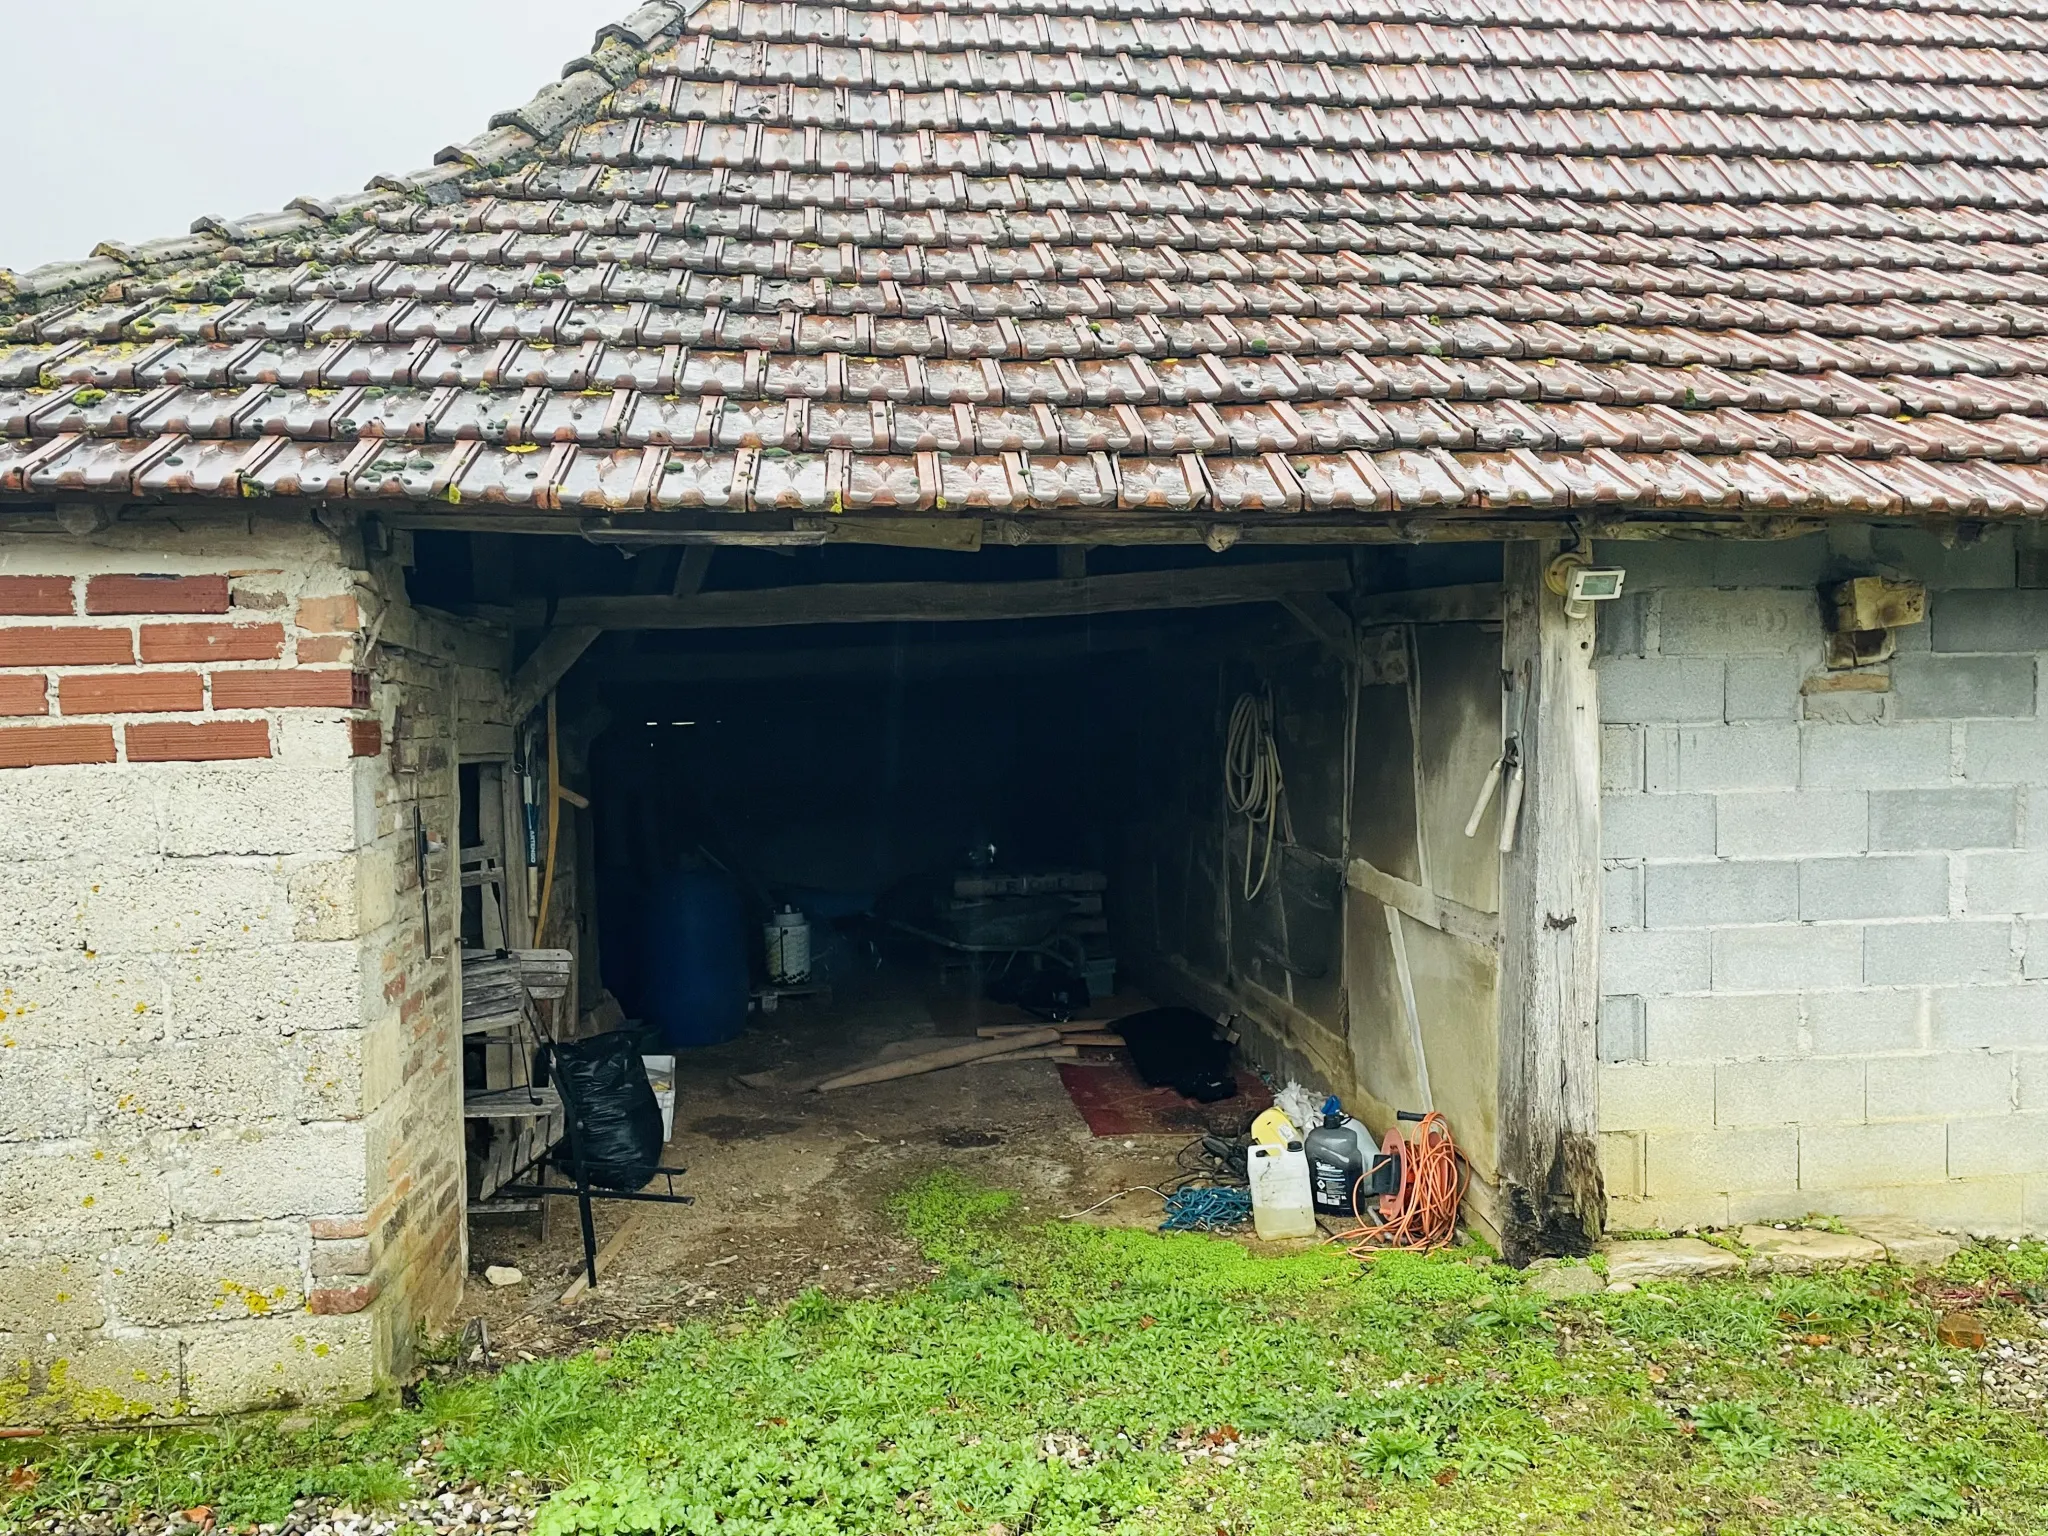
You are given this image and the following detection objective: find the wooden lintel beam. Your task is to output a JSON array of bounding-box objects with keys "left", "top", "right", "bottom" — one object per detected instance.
[
  {"left": 507, "top": 626, "right": 602, "bottom": 721},
  {"left": 1280, "top": 592, "right": 1356, "bottom": 660},
  {"left": 533, "top": 559, "right": 1352, "bottom": 632},
  {"left": 1355, "top": 581, "right": 1503, "bottom": 626}
]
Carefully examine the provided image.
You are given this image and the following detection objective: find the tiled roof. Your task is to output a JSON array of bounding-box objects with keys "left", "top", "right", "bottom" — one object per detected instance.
[{"left": 11, "top": 0, "right": 2048, "bottom": 532}]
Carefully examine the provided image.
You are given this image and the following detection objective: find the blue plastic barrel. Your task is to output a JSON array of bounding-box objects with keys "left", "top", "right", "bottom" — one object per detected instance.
[{"left": 641, "top": 868, "right": 749, "bottom": 1048}]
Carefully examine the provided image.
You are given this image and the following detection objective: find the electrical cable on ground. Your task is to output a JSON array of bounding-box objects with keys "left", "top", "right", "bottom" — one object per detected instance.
[
  {"left": 1061, "top": 1187, "right": 1170, "bottom": 1220},
  {"left": 1337, "top": 1112, "right": 1465, "bottom": 1256},
  {"left": 1224, "top": 691, "right": 1290, "bottom": 901}
]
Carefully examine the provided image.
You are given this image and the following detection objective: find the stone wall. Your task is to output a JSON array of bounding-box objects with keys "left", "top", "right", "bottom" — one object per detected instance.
[
  {"left": 0, "top": 515, "right": 506, "bottom": 1421},
  {"left": 1596, "top": 528, "right": 2048, "bottom": 1236}
]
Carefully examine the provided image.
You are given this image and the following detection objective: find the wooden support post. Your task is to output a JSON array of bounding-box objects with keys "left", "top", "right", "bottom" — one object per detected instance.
[
  {"left": 507, "top": 626, "right": 601, "bottom": 723},
  {"left": 1496, "top": 542, "right": 1605, "bottom": 1262}
]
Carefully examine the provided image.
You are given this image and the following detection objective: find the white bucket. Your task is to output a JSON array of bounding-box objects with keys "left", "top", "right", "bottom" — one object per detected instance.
[{"left": 764, "top": 906, "right": 811, "bottom": 984}]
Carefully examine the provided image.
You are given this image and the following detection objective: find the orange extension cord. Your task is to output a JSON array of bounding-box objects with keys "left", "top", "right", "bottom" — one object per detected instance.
[{"left": 1336, "top": 1112, "right": 1465, "bottom": 1256}]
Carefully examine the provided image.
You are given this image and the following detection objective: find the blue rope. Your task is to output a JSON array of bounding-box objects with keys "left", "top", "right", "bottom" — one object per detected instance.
[{"left": 1160, "top": 1185, "right": 1253, "bottom": 1232}]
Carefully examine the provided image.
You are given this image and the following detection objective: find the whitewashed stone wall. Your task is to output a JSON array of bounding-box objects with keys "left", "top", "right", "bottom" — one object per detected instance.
[{"left": 1596, "top": 528, "right": 2048, "bottom": 1236}]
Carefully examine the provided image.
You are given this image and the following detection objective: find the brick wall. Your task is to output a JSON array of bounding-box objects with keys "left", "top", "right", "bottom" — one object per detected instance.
[
  {"left": 0, "top": 519, "right": 505, "bottom": 1421},
  {"left": 1596, "top": 528, "right": 2048, "bottom": 1237}
]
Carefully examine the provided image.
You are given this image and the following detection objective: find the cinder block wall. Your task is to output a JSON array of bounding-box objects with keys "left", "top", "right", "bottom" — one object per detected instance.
[
  {"left": 1596, "top": 528, "right": 2048, "bottom": 1237},
  {"left": 0, "top": 518, "right": 492, "bottom": 1421}
]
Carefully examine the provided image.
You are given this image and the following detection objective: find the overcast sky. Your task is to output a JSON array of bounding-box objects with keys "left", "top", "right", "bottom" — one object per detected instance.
[{"left": 1, "top": 0, "right": 628, "bottom": 274}]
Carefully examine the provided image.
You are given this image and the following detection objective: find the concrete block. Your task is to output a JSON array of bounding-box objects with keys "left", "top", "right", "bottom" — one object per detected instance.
[
  {"left": 1803, "top": 684, "right": 1886, "bottom": 727},
  {"left": 1869, "top": 526, "right": 2016, "bottom": 590},
  {"left": 1739, "top": 1225, "right": 1886, "bottom": 1273},
  {"left": 91, "top": 1041, "right": 291, "bottom": 1133},
  {"left": 1713, "top": 925, "right": 1864, "bottom": 991},
  {"left": 1963, "top": 851, "right": 2048, "bottom": 914},
  {"left": 1801, "top": 1120, "right": 1948, "bottom": 1187},
  {"left": 1842, "top": 1215, "right": 1962, "bottom": 1267},
  {"left": 1600, "top": 1062, "right": 1716, "bottom": 1131},
  {"left": 287, "top": 851, "right": 397, "bottom": 942},
  {"left": 1801, "top": 722, "right": 1954, "bottom": 789},
  {"left": 1604, "top": 862, "right": 1643, "bottom": 929},
  {"left": 1867, "top": 1052, "right": 2015, "bottom": 1121},
  {"left": 1677, "top": 724, "right": 1799, "bottom": 791},
  {"left": 2031, "top": 921, "right": 2048, "bottom": 980},
  {"left": 0, "top": 1249, "right": 106, "bottom": 1329},
  {"left": 0, "top": 1142, "right": 169, "bottom": 1239},
  {"left": 1595, "top": 658, "right": 1725, "bottom": 723},
  {"left": 1806, "top": 988, "right": 1925, "bottom": 1056},
  {"left": 107, "top": 1230, "right": 305, "bottom": 1326},
  {"left": 1929, "top": 984, "right": 2048, "bottom": 1050},
  {"left": 1709, "top": 537, "right": 1832, "bottom": 589},
  {"left": 1644, "top": 1127, "right": 1798, "bottom": 1195},
  {"left": 1865, "top": 921, "right": 2017, "bottom": 986},
  {"left": 1603, "top": 1236, "right": 1743, "bottom": 1281},
  {"left": 0, "top": 774, "right": 163, "bottom": 864},
  {"left": 2017, "top": 1052, "right": 2048, "bottom": 1111},
  {"left": 1715, "top": 1058, "right": 1866, "bottom": 1126},
  {"left": 1891, "top": 655, "right": 2037, "bottom": 720},
  {"left": 1604, "top": 726, "right": 1644, "bottom": 794},
  {"left": 289, "top": 1032, "right": 366, "bottom": 1122},
  {"left": 1715, "top": 791, "right": 1867, "bottom": 857},
  {"left": 1644, "top": 860, "right": 1799, "bottom": 928},
  {"left": 1646, "top": 992, "right": 1801, "bottom": 1061},
  {"left": 0, "top": 957, "right": 167, "bottom": 1051},
  {"left": 1804, "top": 1177, "right": 2027, "bottom": 1239},
  {"left": 1799, "top": 855, "right": 1950, "bottom": 921},
  {"left": 1950, "top": 1111, "right": 2048, "bottom": 1177},
  {"left": 1929, "top": 587, "right": 2048, "bottom": 652},
  {"left": 169, "top": 942, "right": 365, "bottom": 1039},
  {"left": 159, "top": 764, "right": 359, "bottom": 857},
  {"left": 1659, "top": 588, "right": 1823, "bottom": 656},
  {"left": 0, "top": 1049, "right": 89, "bottom": 1142},
  {"left": 181, "top": 1314, "right": 378, "bottom": 1414},
  {"left": 1606, "top": 1192, "right": 1731, "bottom": 1233},
  {"left": 0, "top": 1330, "right": 183, "bottom": 1423},
  {"left": 1603, "top": 928, "right": 1712, "bottom": 996},
  {"left": 73, "top": 862, "right": 295, "bottom": 956},
  {"left": 1871, "top": 788, "right": 2018, "bottom": 851},
  {"left": 1599, "top": 1131, "right": 1644, "bottom": 1200},
  {"left": 1604, "top": 794, "right": 1715, "bottom": 859},
  {"left": 1598, "top": 995, "right": 1644, "bottom": 1064},
  {"left": 1963, "top": 719, "right": 2048, "bottom": 784},
  {"left": 1724, "top": 657, "right": 1806, "bottom": 722},
  {"left": 1643, "top": 727, "right": 1679, "bottom": 792},
  {"left": 1592, "top": 538, "right": 1720, "bottom": 590},
  {"left": 169, "top": 1122, "right": 367, "bottom": 1223},
  {"left": 1593, "top": 590, "right": 1647, "bottom": 659}
]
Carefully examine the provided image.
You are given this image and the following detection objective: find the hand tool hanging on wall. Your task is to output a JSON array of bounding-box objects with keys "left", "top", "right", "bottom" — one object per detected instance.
[{"left": 1463, "top": 668, "right": 1529, "bottom": 854}]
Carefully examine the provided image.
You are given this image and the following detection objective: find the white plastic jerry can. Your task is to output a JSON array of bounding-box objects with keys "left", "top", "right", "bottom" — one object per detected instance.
[{"left": 1247, "top": 1140, "right": 1318, "bottom": 1241}]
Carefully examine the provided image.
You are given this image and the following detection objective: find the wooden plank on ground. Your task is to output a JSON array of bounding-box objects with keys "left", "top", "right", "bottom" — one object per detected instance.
[{"left": 558, "top": 1209, "right": 647, "bottom": 1305}]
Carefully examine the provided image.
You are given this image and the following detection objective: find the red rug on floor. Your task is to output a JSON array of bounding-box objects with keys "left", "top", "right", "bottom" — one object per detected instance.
[{"left": 1057, "top": 1059, "right": 1274, "bottom": 1138}]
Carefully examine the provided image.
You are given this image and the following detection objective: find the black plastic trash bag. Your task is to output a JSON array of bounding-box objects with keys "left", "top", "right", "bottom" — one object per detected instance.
[
  {"left": 1115, "top": 1007, "right": 1237, "bottom": 1103},
  {"left": 548, "top": 1033, "right": 664, "bottom": 1191}
]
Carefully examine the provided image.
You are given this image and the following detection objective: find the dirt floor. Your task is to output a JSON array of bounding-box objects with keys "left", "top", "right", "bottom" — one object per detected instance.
[{"left": 457, "top": 973, "right": 1256, "bottom": 1361}]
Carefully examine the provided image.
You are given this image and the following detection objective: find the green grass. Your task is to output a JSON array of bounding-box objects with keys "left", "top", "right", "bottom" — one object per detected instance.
[{"left": 7, "top": 1178, "right": 2048, "bottom": 1535}]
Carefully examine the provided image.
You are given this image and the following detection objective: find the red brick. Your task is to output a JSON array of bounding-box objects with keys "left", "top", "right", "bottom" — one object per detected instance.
[
  {"left": 0, "top": 576, "right": 76, "bottom": 616},
  {"left": 0, "top": 724, "right": 116, "bottom": 769},
  {"left": 350, "top": 719, "right": 384, "bottom": 758},
  {"left": 60, "top": 671, "right": 203, "bottom": 715},
  {"left": 0, "top": 627, "right": 134, "bottom": 666},
  {"left": 139, "top": 622, "right": 284, "bottom": 663},
  {"left": 297, "top": 634, "right": 356, "bottom": 664},
  {"left": 210, "top": 669, "right": 366, "bottom": 710},
  {"left": 307, "top": 1281, "right": 381, "bottom": 1316},
  {"left": 86, "top": 574, "right": 230, "bottom": 616},
  {"left": 296, "top": 595, "right": 360, "bottom": 633},
  {"left": 125, "top": 720, "right": 271, "bottom": 763},
  {"left": 309, "top": 1215, "right": 370, "bottom": 1241},
  {"left": 0, "top": 676, "right": 47, "bottom": 716}
]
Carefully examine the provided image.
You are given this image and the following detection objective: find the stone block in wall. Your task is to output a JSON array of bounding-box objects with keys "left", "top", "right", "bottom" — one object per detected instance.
[
  {"left": 1716, "top": 1058, "right": 1867, "bottom": 1126},
  {"left": 1891, "top": 655, "right": 2038, "bottom": 721},
  {"left": 1600, "top": 1062, "right": 1714, "bottom": 1131},
  {"left": 1598, "top": 995, "right": 1644, "bottom": 1063},
  {"left": 0, "top": 1142, "right": 169, "bottom": 1239},
  {"left": 0, "top": 1249, "right": 106, "bottom": 1330},
  {"left": 181, "top": 1314, "right": 376, "bottom": 1415},
  {"left": 1603, "top": 863, "right": 1643, "bottom": 929},
  {"left": 168, "top": 1122, "right": 367, "bottom": 1223},
  {"left": 159, "top": 764, "right": 360, "bottom": 858},
  {"left": 1716, "top": 791, "right": 1867, "bottom": 857},
  {"left": 1676, "top": 724, "right": 1799, "bottom": 791},
  {"left": 0, "top": 1329, "right": 183, "bottom": 1423},
  {"left": 1599, "top": 1132, "right": 1644, "bottom": 1200},
  {"left": 1930, "top": 984, "right": 2048, "bottom": 1050},
  {"left": 289, "top": 1031, "right": 367, "bottom": 1122},
  {"left": 1950, "top": 1111, "right": 2048, "bottom": 1178},
  {"left": 0, "top": 958, "right": 167, "bottom": 1051},
  {"left": 1798, "top": 855, "right": 1951, "bottom": 921},
  {"left": 1593, "top": 591, "right": 1647, "bottom": 658},
  {"left": 288, "top": 850, "right": 396, "bottom": 942},
  {"left": 2023, "top": 1056, "right": 2048, "bottom": 1112},
  {"left": 1643, "top": 859, "right": 1799, "bottom": 928},
  {"left": 0, "top": 1049, "right": 89, "bottom": 1141},
  {"left": 17, "top": 862, "right": 296, "bottom": 957},
  {"left": 1963, "top": 719, "right": 2048, "bottom": 784},
  {"left": 1871, "top": 789, "right": 2018, "bottom": 852},
  {"left": 1594, "top": 658, "right": 1725, "bottom": 723},
  {"left": 1723, "top": 657, "right": 1806, "bottom": 723},
  {"left": 1644, "top": 992, "right": 1800, "bottom": 1062},
  {"left": 1800, "top": 1121, "right": 1948, "bottom": 1187},
  {"left": 169, "top": 943, "right": 365, "bottom": 1039},
  {"left": 1600, "top": 725, "right": 1642, "bottom": 793},
  {"left": 0, "top": 773, "right": 163, "bottom": 863},
  {"left": 1962, "top": 851, "right": 2048, "bottom": 915},
  {"left": 1659, "top": 589, "right": 1823, "bottom": 657},
  {"left": 1712, "top": 925, "right": 1864, "bottom": 991},
  {"left": 1867, "top": 1052, "right": 2016, "bottom": 1122},
  {"left": 311, "top": 1236, "right": 372, "bottom": 1280},
  {"left": 1800, "top": 722, "right": 1953, "bottom": 789},
  {"left": 1602, "top": 793, "right": 1715, "bottom": 859},
  {"left": 1806, "top": 988, "right": 1925, "bottom": 1056},
  {"left": 90, "top": 1040, "right": 291, "bottom": 1132},
  {"left": 106, "top": 1230, "right": 305, "bottom": 1326},
  {"left": 1602, "top": 928, "right": 1712, "bottom": 996},
  {"left": 2030, "top": 922, "right": 2048, "bottom": 980},
  {"left": 1644, "top": 1127, "right": 1798, "bottom": 1196},
  {"left": 1864, "top": 921, "right": 2016, "bottom": 986},
  {"left": 1869, "top": 527, "right": 2016, "bottom": 590},
  {"left": 1930, "top": 588, "right": 2048, "bottom": 653}
]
